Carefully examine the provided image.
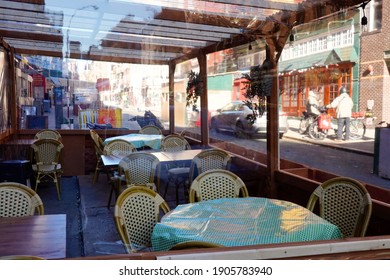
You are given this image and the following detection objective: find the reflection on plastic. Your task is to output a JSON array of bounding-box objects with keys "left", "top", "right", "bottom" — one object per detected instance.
[{"left": 93, "top": 241, "right": 126, "bottom": 255}]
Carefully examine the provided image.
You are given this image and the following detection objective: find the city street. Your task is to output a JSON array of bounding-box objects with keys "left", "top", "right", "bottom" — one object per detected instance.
[{"left": 210, "top": 120, "right": 390, "bottom": 190}]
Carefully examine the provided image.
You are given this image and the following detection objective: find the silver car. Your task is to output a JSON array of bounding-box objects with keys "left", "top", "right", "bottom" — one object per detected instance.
[{"left": 210, "top": 101, "right": 289, "bottom": 138}]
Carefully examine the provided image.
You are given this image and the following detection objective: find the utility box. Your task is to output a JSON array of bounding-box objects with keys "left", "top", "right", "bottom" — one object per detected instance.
[
  {"left": 374, "top": 127, "right": 390, "bottom": 179},
  {"left": 0, "top": 160, "right": 33, "bottom": 186}
]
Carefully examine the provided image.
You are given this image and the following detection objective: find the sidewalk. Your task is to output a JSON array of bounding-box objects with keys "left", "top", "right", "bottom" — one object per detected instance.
[{"left": 284, "top": 119, "right": 375, "bottom": 156}]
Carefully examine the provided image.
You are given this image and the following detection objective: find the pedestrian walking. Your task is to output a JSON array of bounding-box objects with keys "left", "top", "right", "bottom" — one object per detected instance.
[{"left": 326, "top": 87, "right": 353, "bottom": 141}]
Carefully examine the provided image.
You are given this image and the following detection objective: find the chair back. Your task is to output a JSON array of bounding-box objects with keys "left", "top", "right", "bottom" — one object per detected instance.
[
  {"left": 90, "top": 129, "right": 104, "bottom": 156},
  {"left": 139, "top": 125, "right": 162, "bottom": 135},
  {"left": 118, "top": 153, "right": 160, "bottom": 190},
  {"left": 160, "top": 135, "right": 191, "bottom": 152},
  {"left": 34, "top": 129, "right": 62, "bottom": 141},
  {"left": 114, "top": 186, "right": 170, "bottom": 253},
  {"left": 189, "top": 169, "right": 248, "bottom": 203},
  {"left": 306, "top": 177, "right": 372, "bottom": 237},
  {"left": 0, "top": 182, "right": 44, "bottom": 216},
  {"left": 103, "top": 139, "right": 137, "bottom": 157},
  {"left": 189, "top": 149, "right": 231, "bottom": 184},
  {"left": 30, "top": 139, "right": 63, "bottom": 167},
  {"left": 0, "top": 255, "right": 45, "bottom": 260}
]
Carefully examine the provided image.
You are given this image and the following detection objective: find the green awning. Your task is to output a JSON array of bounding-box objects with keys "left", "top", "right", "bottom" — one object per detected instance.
[{"left": 278, "top": 47, "right": 356, "bottom": 72}]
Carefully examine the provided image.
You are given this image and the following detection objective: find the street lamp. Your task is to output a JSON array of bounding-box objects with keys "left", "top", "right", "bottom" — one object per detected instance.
[{"left": 65, "top": 5, "right": 98, "bottom": 119}]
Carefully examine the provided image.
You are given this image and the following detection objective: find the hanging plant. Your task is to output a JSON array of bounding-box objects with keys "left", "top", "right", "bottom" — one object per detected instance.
[
  {"left": 186, "top": 70, "right": 202, "bottom": 112},
  {"left": 241, "top": 59, "right": 274, "bottom": 124}
]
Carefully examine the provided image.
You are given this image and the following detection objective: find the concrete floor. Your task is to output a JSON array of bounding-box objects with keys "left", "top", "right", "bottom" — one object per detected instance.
[{"left": 78, "top": 169, "right": 187, "bottom": 257}]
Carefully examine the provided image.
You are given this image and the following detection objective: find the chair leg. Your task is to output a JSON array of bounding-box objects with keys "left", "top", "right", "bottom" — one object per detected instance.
[
  {"left": 93, "top": 158, "right": 102, "bottom": 184},
  {"left": 107, "top": 179, "right": 120, "bottom": 208},
  {"left": 54, "top": 173, "right": 61, "bottom": 201},
  {"left": 34, "top": 173, "right": 40, "bottom": 192},
  {"left": 107, "top": 187, "right": 114, "bottom": 208}
]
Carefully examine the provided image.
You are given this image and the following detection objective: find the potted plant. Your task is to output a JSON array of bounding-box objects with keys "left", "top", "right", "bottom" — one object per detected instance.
[
  {"left": 186, "top": 70, "right": 202, "bottom": 112},
  {"left": 241, "top": 59, "right": 274, "bottom": 123}
]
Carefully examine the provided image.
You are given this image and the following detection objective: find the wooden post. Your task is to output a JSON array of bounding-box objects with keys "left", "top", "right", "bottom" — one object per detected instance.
[
  {"left": 197, "top": 51, "right": 209, "bottom": 146},
  {"left": 265, "top": 44, "right": 280, "bottom": 199},
  {"left": 168, "top": 61, "right": 176, "bottom": 134}
]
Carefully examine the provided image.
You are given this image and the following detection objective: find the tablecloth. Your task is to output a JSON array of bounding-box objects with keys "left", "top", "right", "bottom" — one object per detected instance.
[
  {"left": 152, "top": 197, "right": 342, "bottom": 251},
  {"left": 103, "top": 134, "right": 163, "bottom": 149}
]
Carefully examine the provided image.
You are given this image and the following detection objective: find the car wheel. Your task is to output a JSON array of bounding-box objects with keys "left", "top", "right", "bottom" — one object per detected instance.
[
  {"left": 210, "top": 119, "right": 219, "bottom": 133},
  {"left": 235, "top": 122, "right": 248, "bottom": 138},
  {"left": 279, "top": 133, "right": 284, "bottom": 139}
]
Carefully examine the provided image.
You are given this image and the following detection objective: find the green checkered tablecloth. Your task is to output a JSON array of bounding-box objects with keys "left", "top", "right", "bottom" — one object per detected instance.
[
  {"left": 151, "top": 197, "right": 342, "bottom": 251},
  {"left": 103, "top": 134, "right": 163, "bottom": 149}
]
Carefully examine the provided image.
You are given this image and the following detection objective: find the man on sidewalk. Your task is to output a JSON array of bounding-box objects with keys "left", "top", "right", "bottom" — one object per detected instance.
[{"left": 326, "top": 87, "right": 353, "bottom": 141}]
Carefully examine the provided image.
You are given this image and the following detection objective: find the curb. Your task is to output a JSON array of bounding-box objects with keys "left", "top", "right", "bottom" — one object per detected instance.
[{"left": 283, "top": 133, "right": 374, "bottom": 156}]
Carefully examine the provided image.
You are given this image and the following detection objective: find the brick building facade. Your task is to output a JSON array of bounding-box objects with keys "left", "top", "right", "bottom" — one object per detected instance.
[{"left": 359, "top": 0, "right": 389, "bottom": 124}]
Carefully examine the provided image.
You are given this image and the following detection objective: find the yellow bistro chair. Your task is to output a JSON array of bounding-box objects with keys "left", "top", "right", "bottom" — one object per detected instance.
[
  {"left": 103, "top": 139, "right": 137, "bottom": 157},
  {"left": 34, "top": 129, "right": 62, "bottom": 141},
  {"left": 306, "top": 177, "right": 372, "bottom": 238},
  {"left": 108, "top": 152, "right": 160, "bottom": 207},
  {"left": 114, "top": 186, "right": 170, "bottom": 253},
  {"left": 0, "top": 182, "right": 44, "bottom": 216},
  {"left": 189, "top": 169, "right": 249, "bottom": 203},
  {"left": 139, "top": 125, "right": 162, "bottom": 135},
  {"left": 89, "top": 129, "right": 107, "bottom": 184},
  {"left": 104, "top": 139, "right": 138, "bottom": 206},
  {"left": 0, "top": 255, "right": 45, "bottom": 260},
  {"left": 30, "top": 139, "right": 64, "bottom": 200},
  {"left": 188, "top": 148, "right": 231, "bottom": 185},
  {"left": 160, "top": 134, "right": 192, "bottom": 204}
]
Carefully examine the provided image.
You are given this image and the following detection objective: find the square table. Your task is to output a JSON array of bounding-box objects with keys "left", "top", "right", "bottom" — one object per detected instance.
[
  {"left": 103, "top": 134, "right": 163, "bottom": 150},
  {"left": 0, "top": 214, "right": 66, "bottom": 259},
  {"left": 101, "top": 149, "right": 206, "bottom": 167},
  {"left": 151, "top": 197, "right": 342, "bottom": 251}
]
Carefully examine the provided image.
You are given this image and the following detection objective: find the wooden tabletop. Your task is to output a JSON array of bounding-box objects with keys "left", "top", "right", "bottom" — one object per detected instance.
[{"left": 0, "top": 214, "right": 66, "bottom": 259}]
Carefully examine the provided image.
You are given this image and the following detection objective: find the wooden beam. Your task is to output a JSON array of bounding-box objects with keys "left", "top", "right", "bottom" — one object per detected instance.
[
  {"left": 198, "top": 51, "right": 209, "bottom": 146},
  {"left": 168, "top": 61, "right": 176, "bottom": 134}
]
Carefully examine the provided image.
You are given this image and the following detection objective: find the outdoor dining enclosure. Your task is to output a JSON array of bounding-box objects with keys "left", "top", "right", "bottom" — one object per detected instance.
[{"left": 0, "top": 0, "right": 390, "bottom": 259}]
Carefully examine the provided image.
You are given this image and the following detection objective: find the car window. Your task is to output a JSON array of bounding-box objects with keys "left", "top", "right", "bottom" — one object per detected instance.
[
  {"left": 236, "top": 104, "right": 245, "bottom": 111},
  {"left": 221, "top": 103, "right": 235, "bottom": 112}
]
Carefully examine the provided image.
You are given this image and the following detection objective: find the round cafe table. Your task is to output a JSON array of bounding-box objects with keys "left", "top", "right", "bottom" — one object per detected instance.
[{"left": 151, "top": 197, "right": 342, "bottom": 251}]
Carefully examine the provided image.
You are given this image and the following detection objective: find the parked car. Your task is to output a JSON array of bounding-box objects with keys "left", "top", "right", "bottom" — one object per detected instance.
[
  {"left": 129, "top": 110, "right": 165, "bottom": 130},
  {"left": 210, "top": 101, "right": 289, "bottom": 138}
]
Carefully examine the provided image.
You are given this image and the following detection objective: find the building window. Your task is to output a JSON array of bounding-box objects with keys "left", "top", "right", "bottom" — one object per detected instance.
[{"left": 368, "top": 0, "right": 382, "bottom": 31}]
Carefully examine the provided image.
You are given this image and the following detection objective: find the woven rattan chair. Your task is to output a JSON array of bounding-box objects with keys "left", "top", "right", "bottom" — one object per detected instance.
[
  {"left": 114, "top": 186, "right": 170, "bottom": 253},
  {"left": 103, "top": 139, "right": 137, "bottom": 157},
  {"left": 189, "top": 169, "right": 249, "bottom": 203},
  {"left": 0, "top": 255, "right": 45, "bottom": 260},
  {"left": 160, "top": 134, "right": 191, "bottom": 152},
  {"left": 108, "top": 152, "right": 160, "bottom": 207},
  {"left": 139, "top": 125, "right": 162, "bottom": 135},
  {"left": 30, "top": 139, "right": 64, "bottom": 200},
  {"left": 0, "top": 182, "right": 44, "bottom": 216},
  {"left": 160, "top": 134, "right": 192, "bottom": 204},
  {"left": 104, "top": 139, "right": 138, "bottom": 206},
  {"left": 34, "top": 129, "right": 62, "bottom": 141},
  {"left": 169, "top": 241, "right": 224, "bottom": 251},
  {"left": 306, "top": 177, "right": 372, "bottom": 238},
  {"left": 90, "top": 129, "right": 107, "bottom": 184},
  {"left": 188, "top": 149, "right": 231, "bottom": 185}
]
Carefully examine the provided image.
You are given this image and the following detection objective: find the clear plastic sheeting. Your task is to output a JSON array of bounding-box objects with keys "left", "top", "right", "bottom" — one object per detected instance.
[{"left": 152, "top": 197, "right": 342, "bottom": 251}]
